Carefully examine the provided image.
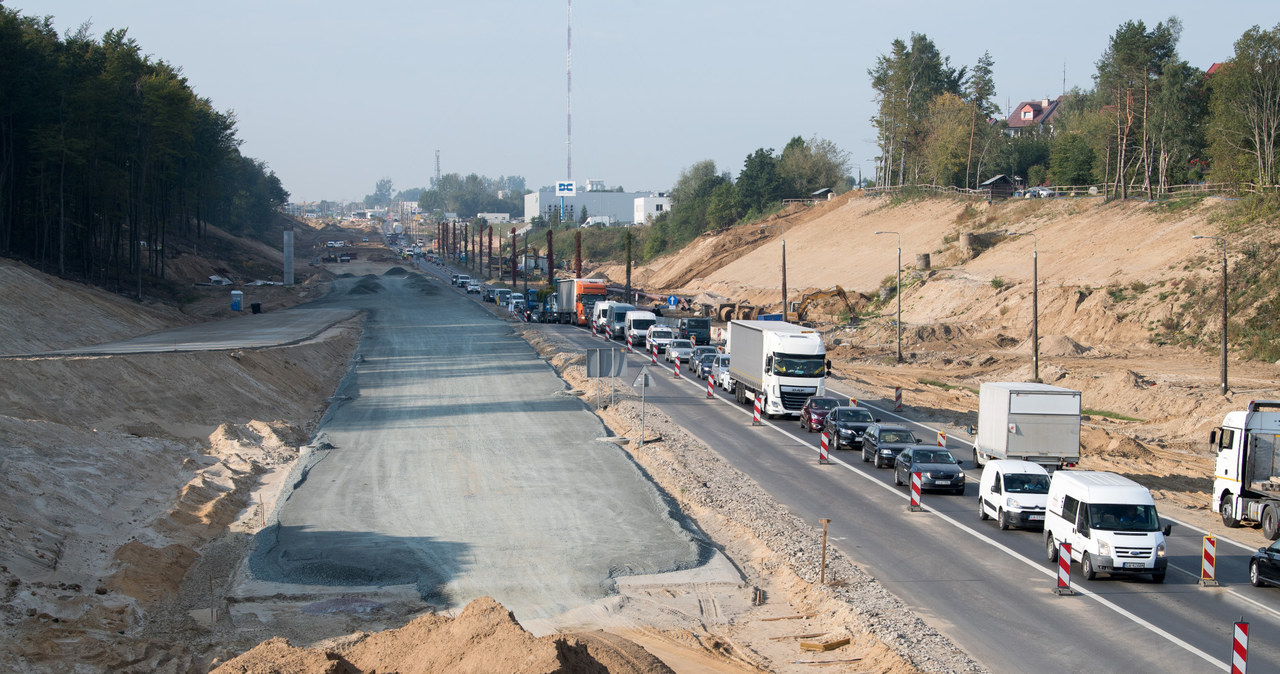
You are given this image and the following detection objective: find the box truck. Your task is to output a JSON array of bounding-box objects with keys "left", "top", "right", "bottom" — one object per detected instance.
[
  {"left": 1211, "top": 400, "right": 1280, "bottom": 539},
  {"left": 555, "top": 278, "right": 607, "bottom": 326},
  {"left": 973, "top": 382, "right": 1081, "bottom": 470},
  {"left": 726, "top": 320, "right": 828, "bottom": 418}
]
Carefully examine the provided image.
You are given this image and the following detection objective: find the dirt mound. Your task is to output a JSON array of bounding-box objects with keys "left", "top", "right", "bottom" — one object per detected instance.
[
  {"left": 383, "top": 267, "right": 408, "bottom": 276},
  {"left": 213, "top": 596, "right": 673, "bottom": 674},
  {"left": 1017, "top": 334, "right": 1090, "bottom": 356}
]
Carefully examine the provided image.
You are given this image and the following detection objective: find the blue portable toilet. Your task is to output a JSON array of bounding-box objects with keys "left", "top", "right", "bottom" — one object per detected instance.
[{"left": 231, "top": 290, "right": 243, "bottom": 311}]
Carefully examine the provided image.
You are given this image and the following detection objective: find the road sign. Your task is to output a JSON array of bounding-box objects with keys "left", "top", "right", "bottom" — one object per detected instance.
[
  {"left": 667, "top": 295, "right": 678, "bottom": 307},
  {"left": 633, "top": 367, "right": 651, "bottom": 388},
  {"left": 585, "top": 348, "right": 626, "bottom": 378},
  {"left": 556, "top": 181, "right": 576, "bottom": 197}
]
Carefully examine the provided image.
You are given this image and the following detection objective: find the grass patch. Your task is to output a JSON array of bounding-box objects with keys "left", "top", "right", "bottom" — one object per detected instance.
[
  {"left": 991, "top": 277, "right": 1005, "bottom": 290},
  {"left": 1083, "top": 407, "right": 1143, "bottom": 422},
  {"left": 918, "top": 378, "right": 975, "bottom": 393}
]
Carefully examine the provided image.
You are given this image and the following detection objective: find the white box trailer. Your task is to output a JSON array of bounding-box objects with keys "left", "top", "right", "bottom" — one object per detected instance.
[
  {"left": 974, "top": 382, "right": 1081, "bottom": 470},
  {"left": 726, "top": 320, "right": 827, "bottom": 418}
]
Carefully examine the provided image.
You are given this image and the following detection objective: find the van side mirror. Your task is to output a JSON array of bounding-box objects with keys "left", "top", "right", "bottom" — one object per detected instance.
[
  {"left": 1209, "top": 429, "right": 1218, "bottom": 445},
  {"left": 826, "top": 359, "right": 832, "bottom": 370},
  {"left": 1162, "top": 522, "right": 1172, "bottom": 536}
]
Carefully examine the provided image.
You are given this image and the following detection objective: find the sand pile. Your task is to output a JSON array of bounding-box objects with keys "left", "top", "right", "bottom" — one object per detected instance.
[{"left": 212, "top": 596, "right": 673, "bottom": 674}]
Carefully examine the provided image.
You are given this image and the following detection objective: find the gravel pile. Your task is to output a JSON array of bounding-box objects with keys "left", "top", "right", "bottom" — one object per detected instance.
[{"left": 523, "top": 325, "right": 985, "bottom": 674}]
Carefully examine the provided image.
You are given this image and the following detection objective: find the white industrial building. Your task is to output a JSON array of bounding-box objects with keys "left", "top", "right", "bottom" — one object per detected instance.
[
  {"left": 523, "top": 180, "right": 659, "bottom": 225},
  {"left": 633, "top": 193, "right": 671, "bottom": 225}
]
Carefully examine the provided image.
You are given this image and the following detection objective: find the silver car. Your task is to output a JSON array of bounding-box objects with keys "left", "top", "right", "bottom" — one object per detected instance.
[{"left": 666, "top": 339, "right": 694, "bottom": 364}]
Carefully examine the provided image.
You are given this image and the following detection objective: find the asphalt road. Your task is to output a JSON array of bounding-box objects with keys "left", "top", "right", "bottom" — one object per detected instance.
[
  {"left": 231, "top": 270, "right": 708, "bottom": 620},
  {"left": 519, "top": 312, "right": 1280, "bottom": 673}
]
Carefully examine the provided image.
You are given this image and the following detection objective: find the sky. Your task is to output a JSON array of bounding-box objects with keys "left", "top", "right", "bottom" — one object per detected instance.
[{"left": 11, "top": 1, "right": 1275, "bottom": 203}]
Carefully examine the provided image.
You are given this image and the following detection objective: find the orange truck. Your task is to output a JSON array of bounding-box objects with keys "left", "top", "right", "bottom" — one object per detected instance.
[{"left": 556, "top": 277, "right": 608, "bottom": 326}]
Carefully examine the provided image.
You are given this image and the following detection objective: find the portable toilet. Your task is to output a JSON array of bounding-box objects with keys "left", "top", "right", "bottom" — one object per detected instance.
[{"left": 230, "top": 290, "right": 243, "bottom": 311}]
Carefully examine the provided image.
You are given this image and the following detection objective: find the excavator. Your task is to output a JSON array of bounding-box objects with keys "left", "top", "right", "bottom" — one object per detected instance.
[{"left": 784, "top": 286, "right": 854, "bottom": 323}]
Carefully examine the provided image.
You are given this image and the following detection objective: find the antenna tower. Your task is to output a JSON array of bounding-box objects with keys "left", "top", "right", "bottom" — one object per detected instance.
[{"left": 434, "top": 150, "right": 441, "bottom": 187}]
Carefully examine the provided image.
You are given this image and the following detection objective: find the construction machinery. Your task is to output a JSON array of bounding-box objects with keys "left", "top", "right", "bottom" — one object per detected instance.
[
  {"left": 717, "top": 301, "right": 759, "bottom": 322},
  {"left": 786, "top": 286, "right": 854, "bottom": 323}
]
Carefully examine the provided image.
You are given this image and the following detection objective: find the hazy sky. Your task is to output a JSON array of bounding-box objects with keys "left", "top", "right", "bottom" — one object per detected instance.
[{"left": 13, "top": 1, "right": 1274, "bottom": 203}]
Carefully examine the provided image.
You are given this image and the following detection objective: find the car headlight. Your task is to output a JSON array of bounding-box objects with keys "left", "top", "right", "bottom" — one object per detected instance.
[
  {"left": 1157, "top": 542, "right": 1166, "bottom": 558},
  {"left": 1098, "top": 540, "right": 1111, "bottom": 556},
  {"left": 956, "top": 469, "right": 965, "bottom": 479},
  {"left": 1005, "top": 497, "right": 1021, "bottom": 510},
  {"left": 881, "top": 449, "right": 894, "bottom": 456}
]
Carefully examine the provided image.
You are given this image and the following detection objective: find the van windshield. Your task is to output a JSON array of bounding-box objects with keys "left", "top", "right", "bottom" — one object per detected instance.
[
  {"left": 1003, "top": 473, "right": 1050, "bottom": 494},
  {"left": 1089, "top": 503, "right": 1160, "bottom": 532},
  {"left": 630, "top": 319, "right": 655, "bottom": 331}
]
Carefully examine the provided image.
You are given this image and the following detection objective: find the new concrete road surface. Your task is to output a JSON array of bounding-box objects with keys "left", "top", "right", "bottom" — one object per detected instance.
[{"left": 246, "top": 271, "right": 711, "bottom": 620}]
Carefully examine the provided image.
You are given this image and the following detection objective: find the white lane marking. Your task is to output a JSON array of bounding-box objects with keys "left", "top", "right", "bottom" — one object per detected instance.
[{"left": 604, "top": 348, "right": 1229, "bottom": 671}]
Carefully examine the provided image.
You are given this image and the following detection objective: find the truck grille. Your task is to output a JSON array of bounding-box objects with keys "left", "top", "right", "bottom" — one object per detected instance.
[{"left": 780, "top": 391, "right": 810, "bottom": 410}]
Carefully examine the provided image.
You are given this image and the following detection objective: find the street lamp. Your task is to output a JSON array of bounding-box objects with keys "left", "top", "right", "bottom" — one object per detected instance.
[
  {"left": 1007, "top": 231, "right": 1039, "bottom": 382},
  {"left": 874, "top": 230, "right": 902, "bottom": 362},
  {"left": 1193, "top": 235, "right": 1228, "bottom": 395}
]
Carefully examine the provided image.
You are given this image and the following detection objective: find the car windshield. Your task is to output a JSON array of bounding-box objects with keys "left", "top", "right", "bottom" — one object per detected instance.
[
  {"left": 1003, "top": 473, "right": 1050, "bottom": 494},
  {"left": 1089, "top": 504, "right": 1160, "bottom": 532},
  {"left": 772, "top": 353, "right": 826, "bottom": 377},
  {"left": 650, "top": 330, "right": 672, "bottom": 339},
  {"left": 911, "top": 450, "right": 957, "bottom": 464},
  {"left": 881, "top": 431, "right": 916, "bottom": 444},
  {"left": 686, "top": 319, "right": 709, "bottom": 329},
  {"left": 808, "top": 398, "right": 838, "bottom": 411},
  {"left": 671, "top": 340, "right": 692, "bottom": 350},
  {"left": 832, "top": 408, "right": 873, "bottom": 422}
]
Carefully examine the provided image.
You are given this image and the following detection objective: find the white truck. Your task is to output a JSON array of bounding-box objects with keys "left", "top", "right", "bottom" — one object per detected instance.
[
  {"left": 1211, "top": 400, "right": 1280, "bottom": 539},
  {"left": 973, "top": 382, "right": 1081, "bottom": 470},
  {"left": 624, "top": 310, "right": 658, "bottom": 346},
  {"left": 726, "top": 320, "right": 828, "bottom": 418}
]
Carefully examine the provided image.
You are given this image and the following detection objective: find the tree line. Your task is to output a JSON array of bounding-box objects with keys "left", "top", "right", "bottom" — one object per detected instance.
[
  {"left": 0, "top": 8, "right": 287, "bottom": 289},
  {"left": 870, "top": 19, "right": 1280, "bottom": 196}
]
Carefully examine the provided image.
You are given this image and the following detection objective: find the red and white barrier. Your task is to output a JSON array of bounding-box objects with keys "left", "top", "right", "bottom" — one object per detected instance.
[
  {"left": 591, "top": 321, "right": 597, "bottom": 337},
  {"left": 894, "top": 387, "right": 902, "bottom": 411},
  {"left": 707, "top": 378, "right": 714, "bottom": 399},
  {"left": 650, "top": 344, "right": 658, "bottom": 365},
  {"left": 1057, "top": 542, "right": 1073, "bottom": 595},
  {"left": 850, "top": 398, "right": 858, "bottom": 407},
  {"left": 626, "top": 333, "right": 633, "bottom": 353},
  {"left": 673, "top": 356, "right": 681, "bottom": 379},
  {"left": 1233, "top": 621, "right": 1249, "bottom": 674},
  {"left": 937, "top": 431, "right": 947, "bottom": 447},
  {"left": 820, "top": 431, "right": 831, "bottom": 463},
  {"left": 909, "top": 472, "right": 923, "bottom": 511},
  {"left": 752, "top": 396, "right": 762, "bottom": 426},
  {"left": 1201, "top": 535, "right": 1219, "bottom": 586}
]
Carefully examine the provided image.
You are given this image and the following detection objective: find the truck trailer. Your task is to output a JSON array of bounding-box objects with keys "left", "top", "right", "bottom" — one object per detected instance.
[
  {"left": 726, "top": 320, "right": 828, "bottom": 418},
  {"left": 1212, "top": 400, "right": 1280, "bottom": 539},
  {"left": 973, "top": 382, "right": 1081, "bottom": 470},
  {"left": 555, "top": 278, "right": 608, "bottom": 326}
]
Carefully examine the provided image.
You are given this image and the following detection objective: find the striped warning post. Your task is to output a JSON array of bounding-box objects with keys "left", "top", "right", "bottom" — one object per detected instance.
[
  {"left": 1057, "top": 542, "right": 1073, "bottom": 595},
  {"left": 626, "top": 333, "right": 633, "bottom": 353},
  {"left": 752, "top": 396, "right": 762, "bottom": 426},
  {"left": 819, "top": 431, "right": 831, "bottom": 464},
  {"left": 706, "top": 377, "right": 714, "bottom": 399},
  {"left": 673, "top": 356, "right": 681, "bottom": 379},
  {"left": 894, "top": 387, "right": 902, "bottom": 411},
  {"left": 591, "top": 321, "right": 597, "bottom": 337},
  {"left": 909, "top": 472, "right": 923, "bottom": 511},
  {"left": 850, "top": 398, "right": 858, "bottom": 407},
  {"left": 937, "top": 431, "right": 947, "bottom": 447},
  {"left": 1233, "top": 621, "right": 1249, "bottom": 674},
  {"left": 1201, "top": 535, "right": 1219, "bottom": 586},
  {"left": 650, "top": 343, "right": 658, "bottom": 365}
]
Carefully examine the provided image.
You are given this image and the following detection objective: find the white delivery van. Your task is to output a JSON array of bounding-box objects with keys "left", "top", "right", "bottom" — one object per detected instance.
[
  {"left": 593, "top": 301, "right": 616, "bottom": 333},
  {"left": 605, "top": 303, "right": 636, "bottom": 339},
  {"left": 1044, "top": 471, "right": 1171, "bottom": 582},
  {"left": 625, "top": 310, "right": 658, "bottom": 346},
  {"left": 978, "top": 460, "right": 1050, "bottom": 530}
]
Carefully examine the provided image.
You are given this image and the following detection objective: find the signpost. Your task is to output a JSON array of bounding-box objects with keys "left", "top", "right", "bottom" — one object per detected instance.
[
  {"left": 586, "top": 347, "right": 626, "bottom": 409},
  {"left": 667, "top": 295, "right": 678, "bottom": 308},
  {"left": 633, "top": 367, "right": 651, "bottom": 446}
]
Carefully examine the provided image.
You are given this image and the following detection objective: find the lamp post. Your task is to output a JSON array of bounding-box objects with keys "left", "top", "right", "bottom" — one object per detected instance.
[
  {"left": 1007, "top": 231, "right": 1039, "bottom": 382},
  {"left": 761, "top": 224, "right": 786, "bottom": 318},
  {"left": 874, "top": 230, "right": 902, "bottom": 362},
  {"left": 1193, "top": 235, "right": 1228, "bottom": 395}
]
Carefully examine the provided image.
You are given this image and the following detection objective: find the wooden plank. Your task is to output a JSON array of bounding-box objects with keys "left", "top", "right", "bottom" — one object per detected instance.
[
  {"left": 760, "top": 614, "right": 813, "bottom": 622},
  {"left": 799, "top": 637, "right": 850, "bottom": 652},
  {"left": 768, "top": 632, "right": 825, "bottom": 642}
]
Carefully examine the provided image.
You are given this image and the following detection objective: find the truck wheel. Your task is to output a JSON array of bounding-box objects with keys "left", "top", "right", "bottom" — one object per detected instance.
[
  {"left": 1081, "top": 553, "right": 1097, "bottom": 580},
  {"left": 1045, "top": 533, "right": 1058, "bottom": 563},
  {"left": 1221, "top": 494, "right": 1241, "bottom": 528},
  {"left": 1263, "top": 504, "right": 1280, "bottom": 541}
]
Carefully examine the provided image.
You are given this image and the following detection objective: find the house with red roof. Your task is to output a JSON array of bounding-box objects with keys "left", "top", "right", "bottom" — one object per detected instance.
[{"left": 1005, "top": 96, "right": 1063, "bottom": 137}]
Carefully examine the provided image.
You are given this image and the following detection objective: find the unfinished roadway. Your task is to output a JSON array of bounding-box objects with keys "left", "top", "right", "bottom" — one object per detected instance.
[{"left": 229, "top": 269, "right": 716, "bottom": 621}]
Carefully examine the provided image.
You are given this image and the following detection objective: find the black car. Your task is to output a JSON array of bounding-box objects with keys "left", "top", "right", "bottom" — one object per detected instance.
[
  {"left": 893, "top": 446, "right": 966, "bottom": 495},
  {"left": 821, "top": 406, "right": 875, "bottom": 449},
  {"left": 1252, "top": 540, "right": 1280, "bottom": 587},
  {"left": 861, "top": 423, "right": 919, "bottom": 468}
]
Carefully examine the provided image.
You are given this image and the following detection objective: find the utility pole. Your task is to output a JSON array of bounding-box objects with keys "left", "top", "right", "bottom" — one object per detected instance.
[
  {"left": 1008, "top": 231, "right": 1039, "bottom": 382},
  {"left": 1194, "top": 235, "right": 1229, "bottom": 395},
  {"left": 875, "top": 231, "right": 902, "bottom": 362}
]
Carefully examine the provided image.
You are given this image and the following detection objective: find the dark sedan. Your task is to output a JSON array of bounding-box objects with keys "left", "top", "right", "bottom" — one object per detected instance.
[
  {"left": 1252, "top": 540, "right": 1280, "bottom": 587},
  {"left": 800, "top": 396, "right": 840, "bottom": 433},
  {"left": 822, "top": 406, "right": 875, "bottom": 448},
  {"left": 861, "top": 423, "right": 919, "bottom": 468},
  {"left": 893, "top": 446, "right": 966, "bottom": 494},
  {"left": 694, "top": 352, "right": 717, "bottom": 379}
]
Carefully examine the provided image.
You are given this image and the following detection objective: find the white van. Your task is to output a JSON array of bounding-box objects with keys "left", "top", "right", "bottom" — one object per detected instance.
[
  {"left": 605, "top": 303, "right": 635, "bottom": 339},
  {"left": 625, "top": 310, "right": 658, "bottom": 346},
  {"left": 647, "top": 325, "right": 675, "bottom": 353},
  {"left": 593, "top": 301, "right": 616, "bottom": 334},
  {"left": 1044, "top": 471, "right": 1171, "bottom": 582},
  {"left": 978, "top": 460, "right": 1050, "bottom": 530}
]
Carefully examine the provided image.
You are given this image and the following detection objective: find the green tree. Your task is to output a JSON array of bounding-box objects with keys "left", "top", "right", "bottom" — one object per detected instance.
[
  {"left": 1048, "top": 133, "right": 1097, "bottom": 185},
  {"left": 705, "top": 182, "right": 741, "bottom": 229},
  {"left": 923, "top": 93, "right": 972, "bottom": 187},
  {"left": 868, "top": 33, "right": 964, "bottom": 186},
  {"left": 964, "top": 51, "right": 998, "bottom": 188},
  {"left": 737, "top": 148, "right": 785, "bottom": 214},
  {"left": 1207, "top": 23, "right": 1280, "bottom": 186},
  {"left": 779, "top": 135, "right": 850, "bottom": 196}
]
